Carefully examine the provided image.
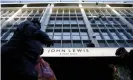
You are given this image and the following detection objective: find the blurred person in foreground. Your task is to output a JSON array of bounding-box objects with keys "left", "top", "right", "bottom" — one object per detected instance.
[
  {"left": 115, "top": 47, "right": 133, "bottom": 80},
  {"left": 1, "top": 19, "right": 54, "bottom": 80}
]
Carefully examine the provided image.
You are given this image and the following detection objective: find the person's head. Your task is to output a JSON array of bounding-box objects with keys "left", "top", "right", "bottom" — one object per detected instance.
[
  {"left": 31, "top": 19, "right": 41, "bottom": 30},
  {"left": 115, "top": 47, "right": 129, "bottom": 58}
]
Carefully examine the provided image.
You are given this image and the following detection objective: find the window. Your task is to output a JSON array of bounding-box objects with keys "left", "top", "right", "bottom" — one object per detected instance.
[
  {"left": 80, "top": 25, "right": 86, "bottom": 29},
  {"left": 102, "top": 32, "right": 111, "bottom": 40},
  {"left": 63, "top": 32, "right": 70, "bottom": 35},
  {"left": 111, "top": 32, "right": 119, "bottom": 40},
  {"left": 127, "top": 32, "right": 133, "bottom": 38},
  {"left": 104, "top": 36, "right": 110, "bottom": 40},
  {"left": 107, "top": 41, "right": 118, "bottom": 47},
  {"left": 6, "top": 32, "right": 14, "bottom": 40},
  {"left": 63, "top": 20, "right": 69, "bottom": 24},
  {"left": 117, "top": 41, "right": 129, "bottom": 47},
  {"left": 109, "top": 21, "right": 115, "bottom": 25},
  {"left": 47, "top": 32, "right": 53, "bottom": 36},
  {"left": 71, "top": 26, "right": 78, "bottom": 29},
  {"left": 62, "top": 43, "right": 72, "bottom": 47},
  {"left": 55, "top": 26, "right": 62, "bottom": 29},
  {"left": 119, "top": 32, "right": 128, "bottom": 39},
  {"left": 47, "top": 26, "right": 54, "bottom": 29},
  {"left": 71, "top": 20, "right": 77, "bottom": 24},
  {"left": 73, "top": 43, "right": 82, "bottom": 47},
  {"left": 94, "top": 32, "right": 102, "bottom": 40},
  {"left": 53, "top": 43, "right": 61, "bottom": 47},
  {"left": 81, "top": 36, "right": 89, "bottom": 40},
  {"left": 95, "top": 21, "right": 101, "bottom": 24},
  {"left": 80, "top": 32, "right": 88, "bottom": 36},
  {"left": 72, "top": 36, "right": 80, "bottom": 40},
  {"left": 78, "top": 20, "right": 84, "bottom": 24},
  {"left": 53, "top": 36, "right": 61, "bottom": 40},
  {"left": 54, "top": 32, "right": 61, "bottom": 35},
  {"left": 103, "top": 20, "right": 108, "bottom": 25},
  {"left": 72, "top": 32, "right": 80, "bottom": 35},
  {"left": 56, "top": 20, "right": 62, "bottom": 24},
  {"left": 98, "top": 41, "right": 107, "bottom": 47},
  {"left": 63, "top": 36, "right": 71, "bottom": 40},
  {"left": 63, "top": 26, "right": 70, "bottom": 29},
  {"left": 49, "top": 20, "right": 55, "bottom": 24}
]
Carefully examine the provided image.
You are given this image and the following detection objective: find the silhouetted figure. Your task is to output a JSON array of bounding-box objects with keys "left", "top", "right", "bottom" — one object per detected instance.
[
  {"left": 86, "top": 42, "right": 95, "bottom": 47},
  {"left": 1, "top": 19, "right": 54, "bottom": 80},
  {"left": 115, "top": 47, "right": 133, "bottom": 80}
]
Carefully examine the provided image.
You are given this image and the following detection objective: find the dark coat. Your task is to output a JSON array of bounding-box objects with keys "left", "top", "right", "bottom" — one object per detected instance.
[{"left": 1, "top": 20, "right": 52, "bottom": 80}]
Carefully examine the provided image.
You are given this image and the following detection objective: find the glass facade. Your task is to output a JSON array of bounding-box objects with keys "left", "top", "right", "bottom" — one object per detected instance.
[{"left": 1, "top": 3, "right": 133, "bottom": 48}]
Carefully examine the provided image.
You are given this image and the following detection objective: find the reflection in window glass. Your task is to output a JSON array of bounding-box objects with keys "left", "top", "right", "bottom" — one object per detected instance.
[
  {"left": 71, "top": 20, "right": 77, "bottom": 24},
  {"left": 94, "top": 32, "right": 102, "bottom": 40},
  {"left": 109, "top": 21, "right": 115, "bottom": 25},
  {"left": 72, "top": 32, "right": 80, "bottom": 35},
  {"left": 127, "top": 32, "right": 133, "bottom": 38},
  {"left": 118, "top": 41, "right": 128, "bottom": 47},
  {"left": 63, "top": 36, "right": 71, "bottom": 40},
  {"left": 53, "top": 43, "right": 61, "bottom": 47},
  {"left": 56, "top": 20, "right": 62, "bottom": 24},
  {"left": 81, "top": 36, "right": 89, "bottom": 40},
  {"left": 99, "top": 42, "right": 107, "bottom": 47},
  {"left": 47, "top": 26, "right": 54, "bottom": 29},
  {"left": 122, "top": 36, "right": 128, "bottom": 39},
  {"left": 104, "top": 36, "right": 110, "bottom": 40},
  {"left": 80, "top": 26, "right": 86, "bottom": 29},
  {"left": 54, "top": 32, "right": 61, "bottom": 35},
  {"left": 47, "top": 32, "right": 53, "bottom": 36},
  {"left": 49, "top": 20, "right": 55, "bottom": 24},
  {"left": 63, "top": 20, "right": 69, "bottom": 24},
  {"left": 102, "top": 33, "right": 108, "bottom": 35},
  {"left": 78, "top": 20, "right": 84, "bottom": 24},
  {"left": 108, "top": 42, "right": 117, "bottom": 47},
  {"left": 63, "top": 32, "right": 70, "bottom": 35},
  {"left": 80, "top": 32, "right": 88, "bottom": 35},
  {"left": 53, "top": 36, "right": 61, "bottom": 40},
  {"left": 111, "top": 32, "right": 119, "bottom": 40},
  {"left": 119, "top": 32, "right": 128, "bottom": 39},
  {"left": 102, "top": 32, "right": 111, "bottom": 40},
  {"left": 113, "top": 36, "right": 119, "bottom": 40},
  {"left": 62, "top": 43, "right": 72, "bottom": 47},
  {"left": 73, "top": 43, "right": 82, "bottom": 47},
  {"left": 96, "top": 36, "right": 102, "bottom": 40},
  {"left": 95, "top": 21, "right": 101, "bottom": 24},
  {"left": 72, "top": 36, "right": 80, "bottom": 40},
  {"left": 103, "top": 21, "right": 108, "bottom": 24}
]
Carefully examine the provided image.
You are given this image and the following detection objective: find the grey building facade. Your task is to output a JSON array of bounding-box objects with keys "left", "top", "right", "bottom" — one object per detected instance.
[{"left": 1, "top": 2, "right": 133, "bottom": 48}]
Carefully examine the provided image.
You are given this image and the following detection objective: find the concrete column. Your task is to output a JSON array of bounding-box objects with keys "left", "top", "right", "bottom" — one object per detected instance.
[
  {"left": 106, "top": 4, "right": 133, "bottom": 30},
  {"left": 40, "top": 4, "right": 51, "bottom": 32},
  {"left": 40, "top": 3, "right": 54, "bottom": 32},
  {"left": 1, "top": 4, "right": 27, "bottom": 28},
  {"left": 79, "top": 4, "right": 100, "bottom": 47}
]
